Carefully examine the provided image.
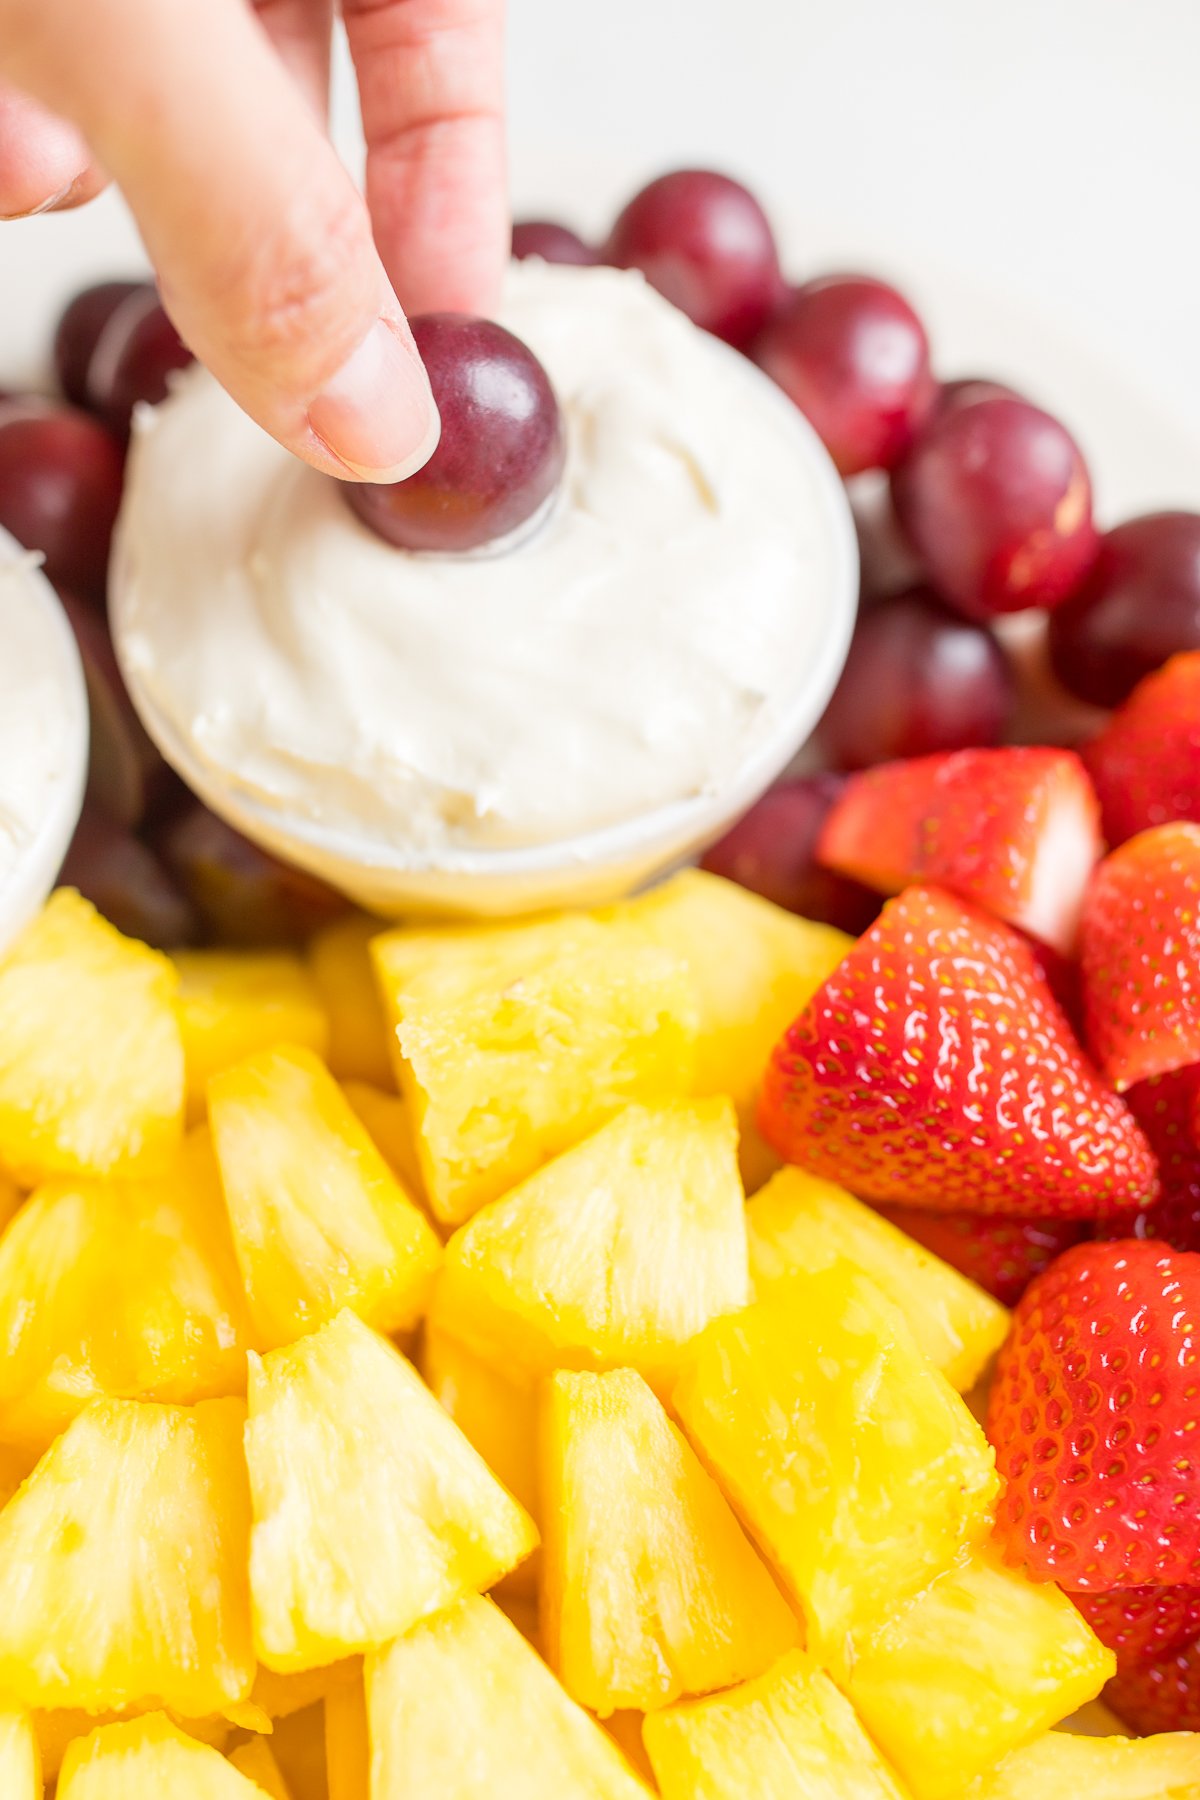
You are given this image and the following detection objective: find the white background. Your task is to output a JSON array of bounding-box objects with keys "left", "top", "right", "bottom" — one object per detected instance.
[{"left": 3, "top": 0, "right": 1199, "bottom": 509}]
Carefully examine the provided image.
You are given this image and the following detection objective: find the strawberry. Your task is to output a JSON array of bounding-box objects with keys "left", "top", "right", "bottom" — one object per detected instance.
[
  {"left": 1080, "top": 823, "right": 1200, "bottom": 1091},
  {"left": 1097, "top": 1069, "right": 1200, "bottom": 1254},
  {"left": 988, "top": 1239, "right": 1200, "bottom": 1590},
  {"left": 1107, "top": 1638, "right": 1200, "bottom": 1734},
  {"left": 1085, "top": 650, "right": 1200, "bottom": 847},
  {"left": 758, "top": 885, "right": 1157, "bottom": 1219},
  {"left": 873, "top": 1206, "right": 1087, "bottom": 1307},
  {"left": 817, "top": 746, "right": 1102, "bottom": 954},
  {"left": 1070, "top": 1585, "right": 1200, "bottom": 1675}
]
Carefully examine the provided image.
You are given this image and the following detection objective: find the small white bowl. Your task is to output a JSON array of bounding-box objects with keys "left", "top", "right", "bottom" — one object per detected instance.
[
  {"left": 119, "top": 345, "right": 857, "bottom": 921},
  {"left": 0, "top": 531, "right": 88, "bottom": 948}
]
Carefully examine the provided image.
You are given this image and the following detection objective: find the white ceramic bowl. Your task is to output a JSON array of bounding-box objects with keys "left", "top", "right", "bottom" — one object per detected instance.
[
  {"left": 114, "top": 344, "right": 858, "bottom": 920},
  {"left": 0, "top": 531, "right": 88, "bottom": 949}
]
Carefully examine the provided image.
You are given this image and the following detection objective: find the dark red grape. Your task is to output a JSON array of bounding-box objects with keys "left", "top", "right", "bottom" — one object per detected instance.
[
  {"left": 816, "top": 585, "right": 1016, "bottom": 770},
  {"left": 891, "top": 394, "right": 1099, "bottom": 619},
  {"left": 605, "top": 169, "right": 782, "bottom": 347},
  {"left": 156, "top": 802, "right": 349, "bottom": 946},
  {"left": 58, "top": 592, "right": 168, "bottom": 828},
  {"left": 511, "top": 220, "right": 598, "bottom": 266},
  {"left": 700, "top": 775, "right": 882, "bottom": 935},
  {"left": 752, "top": 276, "right": 935, "bottom": 475},
  {"left": 87, "top": 289, "right": 193, "bottom": 440},
  {"left": 60, "top": 804, "right": 198, "bottom": 949},
  {"left": 53, "top": 278, "right": 151, "bottom": 408},
  {"left": 0, "top": 400, "right": 124, "bottom": 601},
  {"left": 348, "top": 314, "right": 565, "bottom": 554},
  {"left": 935, "top": 376, "right": 1021, "bottom": 417},
  {"left": 1047, "top": 512, "right": 1200, "bottom": 708}
]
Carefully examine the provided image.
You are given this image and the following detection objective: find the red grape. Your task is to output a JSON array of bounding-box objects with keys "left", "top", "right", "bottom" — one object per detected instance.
[
  {"left": 935, "top": 376, "right": 1020, "bottom": 417},
  {"left": 53, "top": 279, "right": 151, "bottom": 408},
  {"left": 850, "top": 476, "right": 926, "bottom": 604},
  {"left": 87, "top": 288, "right": 193, "bottom": 440},
  {"left": 816, "top": 585, "right": 1016, "bottom": 770},
  {"left": 60, "top": 804, "right": 198, "bottom": 950},
  {"left": 0, "top": 400, "right": 124, "bottom": 601},
  {"left": 349, "top": 315, "right": 565, "bottom": 554},
  {"left": 752, "top": 276, "right": 935, "bottom": 475},
  {"left": 605, "top": 169, "right": 782, "bottom": 348},
  {"left": 699, "top": 775, "right": 882, "bottom": 935},
  {"left": 59, "top": 593, "right": 168, "bottom": 828},
  {"left": 891, "top": 394, "right": 1099, "bottom": 619},
  {"left": 1047, "top": 512, "right": 1200, "bottom": 707},
  {"left": 511, "top": 220, "right": 598, "bottom": 265},
  {"left": 156, "top": 803, "right": 349, "bottom": 946}
]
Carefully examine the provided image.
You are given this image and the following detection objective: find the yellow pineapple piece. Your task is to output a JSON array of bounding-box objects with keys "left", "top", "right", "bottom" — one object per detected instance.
[
  {"left": 644, "top": 1651, "right": 909, "bottom": 1800},
  {"left": 341, "top": 1080, "right": 426, "bottom": 1203},
  {"left": 249, "top": 1661, "right": 359, "bottom": 1723},
  {"left": 966, "top": 1730, "right": 1200, "bottom": 1798},
  {"left": 0, "top": 1129, "right": 255, "bottom": 1451},
  {"left": 325, "top": 1677, "right": 369, "bottom": 1800},
  {"left": 366, "top": 1593, "right": 653, "bottom": 1799},
  {"left": 309, "top": 914, "right": 393, "bottom": 1089},
  {"left": 603, "top": 1713, "right": 657, "bottom": 1788},
  {"left": 32, "top": 1710, "right": 232, "bottom": 1781},
  {"left": 58, "top": 1716, "right": 266, "bottom": 1799},
  {"left": 420, "top": 1323, "right": 539, "bottom": 1518},
  {"left": 542, "top": 1368, "right": 799, "bottom": 1715},
  {"left": 0, "top": 890, "right": 183, "bottom": 1182},
  {"left": 264, "top": 1703, "right": 329, "bottom": 1800},
  {"left": 209, "top": 1044, "right": 441, "bottom": 1348},
  {"left": 0, "top": 1397, "right": 254, "bottom": 1718},
  {"left": 372, "top": 912, "right": 698, "bottom": 1225},
  {"left": 0, "top": 1164, "right": 22, "bottom": 1229},
  {"left": 496, "top": 1586, "right": 543, "bottom": 1652},
  {"left": 615, "top": 869, "right": 850, "bottom": 1187},
  {"left": 843, "top": 1549, "right": 1114, "bottom": 1799},
  {"left": 0, "top": 1706, "right": 40, "bottom": 1800},
  {"left": 433, "top": 1099, "right": 747, "bottom": 1387},
  {"left": 672, "top": 1263, "right": 997, "bottom": 1651},
  {"left": 245, "top": 1309, "right": 537, "bottom": 1672},
  {"left": 174, "top": 950, "right": 329, "bottom": 1118},
  {"left": 230, "top": 1737, "right": 295, "bottom": 1800},
  {"left": 747, "top": 1168, "right": 1009, "bottom": 1391}
]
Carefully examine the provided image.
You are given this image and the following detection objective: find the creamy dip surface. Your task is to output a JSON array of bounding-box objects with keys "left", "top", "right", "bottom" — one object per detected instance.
[{"left": 113, "top": 261, "right": 835, "bottom": 857}]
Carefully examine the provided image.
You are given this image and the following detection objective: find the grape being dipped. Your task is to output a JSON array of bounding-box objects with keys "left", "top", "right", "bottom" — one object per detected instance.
[
  {"left": 0, "top": 400, "right": 124, "bottom": 601},
  {"left": 1048, "top": 511, "right": 1200, "bottom": 706}
]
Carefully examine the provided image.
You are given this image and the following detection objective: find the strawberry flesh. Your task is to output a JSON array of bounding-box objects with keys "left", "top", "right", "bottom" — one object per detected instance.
[
  {"left": 1098, "top": 1068, "right": 1200, "bottom": 1253},
  {"left": 817, "top": 746, "right": 1102, "bottom": 954},
  {"left": 1107, "top": 1637, "right": 1200, "bottom": 1735},
  {"left": 1080, "top": 823, "right": 1200, "bottom": 1091},
  {"left": 758, "top": 885, "right": 1158, "bottom": 1219},
  {"left": 1070, "top": 1584, "right": 1200, "bottom": 1675},
  {"left": 873, "top": 1206, "right": 1086, "bottom": 1307},
  {"left": 988, "top": 1239, "right": 1200, "bottom": 1590},
  {"left": 1085, "top": 650, "right": 1200, "bottom": 847}
]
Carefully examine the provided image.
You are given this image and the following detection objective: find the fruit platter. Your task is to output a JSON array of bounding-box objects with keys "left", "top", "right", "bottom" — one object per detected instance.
[{"left": 3, "top": 164, "right": 1200, "bottom": 1799}]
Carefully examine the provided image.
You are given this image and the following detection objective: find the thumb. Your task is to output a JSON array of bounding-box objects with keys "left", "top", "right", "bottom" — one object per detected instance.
[{"left": 2, "top": 0, "right": 439, "bottom": 481}]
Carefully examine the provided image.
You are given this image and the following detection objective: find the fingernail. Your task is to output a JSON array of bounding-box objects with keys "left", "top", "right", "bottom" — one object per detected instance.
[
  {"left": 0, "top": 179, "right": 73, "bottom": 222},
  {"left": 309, "top": 317, "right": 440, "bottom": 482}
]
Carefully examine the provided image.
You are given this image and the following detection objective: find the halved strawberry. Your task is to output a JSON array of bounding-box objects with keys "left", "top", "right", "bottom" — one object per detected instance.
[
  {"left": 1097, "top": 1068, "right": 1200, "bottom": 1253},
  {"left": 758, "top": 885, "right": 1156, "bottom": 1219},
  {"left": 817, "top": 746, "right": 1102, "bottom": 953},
  {"left": 1107, "top": 1637, "right": 1200, "bottom": 1734},
  {"left": 873, "top": 1206, "right": 1087, "bottom": 1307},
  {"left": 988, "top": 1239, "right": 1200, "bottom": 1590},
  {"left": 1085, "top": 650, "right": 1200, "bottom": 847},
  {"left": 1070, "top": 1585, "right": 1200, "bottom": 1675},
  {"left": 1080, "top": 823, "right": 1200, "bottom": 1091}
]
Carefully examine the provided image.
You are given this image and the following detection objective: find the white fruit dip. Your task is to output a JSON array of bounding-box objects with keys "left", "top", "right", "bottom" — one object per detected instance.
[{"left": 111, "top": 261, "right": 839, "bottom": 862}]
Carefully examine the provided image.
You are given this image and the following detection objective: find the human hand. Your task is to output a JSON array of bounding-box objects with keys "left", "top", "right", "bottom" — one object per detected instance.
[{"left": 0, "top": 0, "right": 508, "bottom": 480}]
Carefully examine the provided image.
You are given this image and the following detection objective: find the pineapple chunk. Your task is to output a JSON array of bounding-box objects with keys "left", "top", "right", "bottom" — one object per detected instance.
[
  {"left": 672, "top": 1264, "right": 998, "bottom": 1650},
  {"left": 0, "top": 1129, "right": 255, "bottom": 1451},
  {"left": 542, "top": 1368, "right": 799, "bottom": 1715},
  {"left": 263, "top": 1703, "right": 328, "bottom": 1800},
  {"left": 0, "top": 1165, "right": 22, "bottom": 1229},
  {"left": 615, "top": 869, "right": 850, "bottom": 1187},
  {"left": 325, "top": 1677, "right": 369, "bottom": 1800},
  {"left": 643, "top": 1651, "right": 909, "bottom": 1800},
  {"left": 965, "top": 1730, "right": 1200, "bottom": 1798},
  {"left": 249, "top": 1659, "right": 359, "bottom": 1722},
  {"left": 229, "top": 1737, "right": 294, "bottom": 1799},
  {"left": 747, "top": 1168, "right": 1009, "bottom": 1391},
  {"left": 309, "top": 914, "right": 393, "bottom": 1089},
  {"left": 209, "top": 1044, "right": 441, "bottom": 1348},
  {"left": 341, "top": 1080, "right": 426, "bottom": 1202},
  {"left": 0, "top": 1398, "right": 254, "bottom": 1718},
  {"left": 434, "top": 1099, "right": 748, "bottom": 1386},
  {"left": 0, "top": 1706, "right": 40, "bottom": 1800},
  {"left": 174, "top": 950, "right": 329, "bottom": 1118},
  {"left": 372, "top": 912, "right": 698, "bottom": 1225},
  {"left": 245, "top": 1309, "right": 537, "bottom": 1672},
  {"left": 0, "top": 890, "right": 183, "bottom": 1181},
  {"left": 58, "top": 1716, "right": 266, "bottom": 1799},
  {"left": 32, "top": 1710, "right": 232, "bottom": 1781},
  {"left": 366, "top": 1593, "right": 653, "bottom": 1799},
  {"left": 843, "top": 1549, "right": 1114, "bottom": 1799},
  {"left": 602, "top": 1714, "right": 658, "bottom": 1788},
  {"left": 420, "top": 1324, "right": 539, "bottom": 1518}
]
